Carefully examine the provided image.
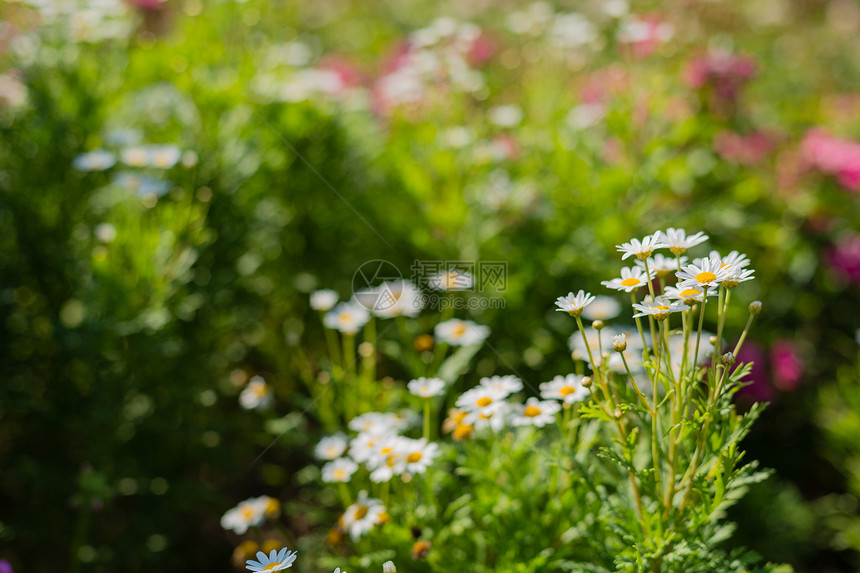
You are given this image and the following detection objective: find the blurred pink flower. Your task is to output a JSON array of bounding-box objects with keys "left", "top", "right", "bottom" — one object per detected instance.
[
  {"left": 770, "top": 340, "right": 804, "bottom": 391},
  {"left": 714, "top": 130, "right": 774, "bottom": 165},
  {"left": 467, "top": 31, "right": 497, "bottom": 66},
  {"left": 827, "top": 233, "right": 860, "bottom": 284},
  {"left": 683, "top": 51, "right": 757, "bottom": 101},
  {"left": 0, "top": 560, "right": 13, "bottom": 573},
  {"left": 618, "top": 15, "right": 674, "bottom": 59},
  {"left": 801, "top": 129, "right": 860, "bottom": 191}
]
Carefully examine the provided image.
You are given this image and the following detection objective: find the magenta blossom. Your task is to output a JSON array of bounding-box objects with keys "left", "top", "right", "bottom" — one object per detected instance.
[
  {"left": 801, "top": 129, "right": 860, "bottom": 191},
  {"left": 734, "top": 342, "right": 773, "bottom": 403},
  {"left": 770, "top": 340, "right": 804, "bottom": 392},
  {"left": 714, "top": 131, "right": 774, "bottom": 165},
  {"left": 683, "top": 51, "right": 757, "bottom": 102},
  {"left": 827, "top": 233, "right": 860, "bottom": 285}
]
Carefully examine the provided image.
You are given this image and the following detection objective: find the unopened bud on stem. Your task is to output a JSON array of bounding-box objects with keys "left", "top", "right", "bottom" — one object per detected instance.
[{"left": 749, "top": 301, "right": 762, "bottom": 315}]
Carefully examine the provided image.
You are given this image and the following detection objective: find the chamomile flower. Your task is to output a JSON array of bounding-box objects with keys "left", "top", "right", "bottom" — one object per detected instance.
[
  {"left": 401, "top": 439, "right": 440, "bottom": 474},
  {"left": 322, "top": 458, "right": 359, "bottom": 483},
  {"left": 221, "top": 498, "right": 266, "bottom": 534},
  {"left": 383, "top": 562, "right": 397, "bottom": 573},
  {"left": 540, "top": 374, "right": 590, "bottom": 404},
  {"left": 659, "top": 228, "right": 708, "bottom": 255},
  {"left": 245, "top": 547, "right": 297, "bottom": 572},
  {"left": 632, "top": 296, "right": 685, "bottom": 320},
  {"left": 512, "top": 397, "right": 561, "bottom": 427},
  {"left": 371, "top": 280, "right": 424, "bottom": 318},
  {"left": 721, "top": 266, "right": 755, "bottom": 289},
  {"left": 349, "top": 431, "right": 395, "bottom": 464},
  {"left": 367, "top": 437, "right": 407, "bottom": 483},
  {"left": 73, "top": 149, "right": 116, "bottom": 171},
  {"left": 324, "top": 302, "right": 370, "bottom": 335},
  {"left": 149, "top": 145, "right": 181, "bottom": 169},
  {"left": 342, "top": 491, "right": 387, "bottom": 541},
  {"left": 434, "top": 319, "right": 490, "bottom": 346},
  {"left": 582, "top": 295, "right": 622, "bottom": 320},
  {"left": 602, "top": 266, "right": 655, "bottom": 292},
  {"left": 663, "top": 285, "right": 709, "bottom": 306},
  {"left": 456, "top": 386, "right": 506, "bottom": 416},
  {"left": 467, "top": 401, "right": 511, "bottom": 432},
  {"left": 349, "top": 412, "right": 409, "bottom": 434},
  {"left": 120, "top": 145, "right": 151, "bottom": 167},
  {"left": 428, "top": 270, "right": 474, "bottom": 291},
  {"left": 407, "top": 377, "right": 446, "bottom": 398},
  {"left": 310, "top": 289, "right": 339, "bottom": 312},
  {"left": 314, "top": 434, "right": 349, "bottom": 460},
  {"left": 239, "top": 376, "right": 273, "bottom": 410},
  {"left": 616, "top": 233, "right": 665, "bottom": 260},
  {"left": 250, "top": 495, "right": 281, "bottom": 519},
  {"left": 554, "top": 290, "right": 596, "bottom": 317},
  {"left": 635, "top": 253, "right": 687, "bottom": 276},
  {"left": 478, "top": 375, "right": 523, "bottom": 398},
  {"left": 677, "top": 258, "right": 731, "bottom": 289}
]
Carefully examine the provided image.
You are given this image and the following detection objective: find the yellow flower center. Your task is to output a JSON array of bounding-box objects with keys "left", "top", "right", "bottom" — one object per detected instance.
[
  {"left": 679, "top": 288, "right": 699, "bottom": 298},
  {"left": 453, "top": 324, "right": 466, "bottom": 337},
  {"left": 653, "top": 305, "right": 670, "bottom": 311},
  {"left": 524, "top": 405, "right": 542, "bottom": 417},
  {"left": 695, "top": 272, "right": 716, "bottom": 283},
  {"left": 476, "top": 396, "right": 493, "bottom": 407},
  {"left": 420, "top": 386, "right": 429, "bottom": 393},
  {"left": 620, "top": 277, "right": 640, "bottom": 287},
  {"left": 407, "top": 452, "right": 423, "bottom": 463},
  {"left": 354, "top": 505, "right": 368, "bottom": 520},
  {"left": 240, "top": 505, "right": 255, "bottom": 520},
  {"left": 379, "top": 447, "right": 392, "bottom": 454},
  {"left": 263, "top": 563, "right": 284, "bottom": 571},
  {"left": 559, "top": 385, "right": 575, "bottom": 396},
  {"left": 333, "top": 469, "right": 345, "bottom": 479},
  {"left": 152, "top": 152, "right": 173, "bottom": 167}
]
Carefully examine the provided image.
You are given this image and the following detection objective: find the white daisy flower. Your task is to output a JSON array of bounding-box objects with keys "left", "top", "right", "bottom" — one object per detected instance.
[
  {"left": 511, "top": 397, "right": 561, "bottom": 427},
  {"left": 663, "top": 285, "right": 710, "bottom": 306},
  {"left": 635, "top": 253, "right": 687, "bottom": 276},
  {"left": 659, "top": 228, "right": 708, "bottom": 256},
  {"left": 221, "top": 498, "right": 266, "bottom": 534},
  {"left": 120, "top": 146, "right": 151, "bottom": 167},
  {"left": 239, "top": 376, "right": 273, "bottom": 410},
  {"left": 427, "top": 270, "right": 475, "bottom": 291},
  {"left": 342, "top": 491, "right": 387, "bottom": 541},
  {"left": 434, "top": 319, "right": 490, "bottom": 346},
  {"left": 601, "top": 266, "right": 655, "bottom": 292},
  {"left": 632, "top": 295, "right": 685, "bottom": 320},
  {"left": 349, "top": 431, "right": 396, "bottom": 464},
  {"left": 478, "top": 375, "right": 523, "bottom": 398},
  {"left": 582, "top": 295, "right": 622, "bottom": 321},
  {"left": 314, "top": 434, "right": 349, "bottom": 460},
  {"left": 711, "top": 250, "right": 751, "bottom": 270},
  {"left": 612, "top": 333, "right": 627, "bottom": 352},
  {"left": 371, "top": 280, "right": 424, "bottom": 318},
  {"left": 540, "top": 374, "right": 590, "bottom": 404},
  {"left": 310, "top": 289, "right": 339, "bottom": 312},
  {"left": 677, "top": 258, "right": 731, "bottom": 289},
  {"left": 456, "top": 386, "right": 507, "bottom": 416},
  {"left": 321, "top": 457, "right": 359, "bottom": 483},
  {"left": 721, "top": 266, "right": 755, "bottom": 289},
  {"left": 616, "top": 233, "right": 665, "bottom": 260},
  {"left": 246, "top": 495, "right": 281, "bottom": 520},
  {"left": 149, "top": 145, "right": 182, "bottom": 169},
  {"left": 554, "top": 290, "right": 596, "bottom": 317},
  {"left": 466, "top": 401, "right": 511, "bottom": 432},
  {"left": 488, "top": 104, "right": 523, "bottom": 127},
  {"left": 407, "top": 377, "right": 446, "bottom": 398},
  {"left": 349, "top": 412, "right": 408, "bottom": 435},
  {"left": 245, "top": 547, "right": 297, "bottom": 572},
  {"left": 73, "top": 149, "right": 116, "bottom": 171},
  {"left": 323, "top": 302, "right": 370, "bottom": 335},
  {"left": 401, "top": 438, "right": 440, "bottom": 474},
  {"left": 383, "top": 562, "right": 397, "bottom": 573}
]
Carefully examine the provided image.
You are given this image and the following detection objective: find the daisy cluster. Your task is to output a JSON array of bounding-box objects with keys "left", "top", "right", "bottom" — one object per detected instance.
[
  {"left": 242, "top": 546, "right": 360, "bottom": 573},
  {"left": 556, "top": 229, "right": 754, "bottom": 318},
  {"left": 443, "top": 373, "right": 590, "bottom": 437},
  {"left": 317, "top": 412, "right": 439, "bottom": 487}
]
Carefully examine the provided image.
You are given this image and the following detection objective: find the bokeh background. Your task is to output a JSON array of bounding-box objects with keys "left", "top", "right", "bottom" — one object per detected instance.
[{"left": 2, "top": 0, "right": 860, "bottom": 571}]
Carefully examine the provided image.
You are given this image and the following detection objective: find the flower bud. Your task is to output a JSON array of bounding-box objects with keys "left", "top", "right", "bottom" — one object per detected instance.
[
  {"left": 749, "top": 300, "right": 762, "bottom": 315},
  {"left": 612, "top": 333, "right": 627, "bottom": 352},
  {"left": 383, "top": 561, "right": 397, "bottom": 573},
  {"left": 722, "top": 352, "right": 735, "bottom": 365},
  {"left": 614, "top": 409, "right": 623, "bottom": 420},
  {"left": 592, "top": 320, "right": 605, "bottom": 331},
  {"left": 581, "top": 376, "right": 592, "bottom": 388},
  {"left": 709, "top": 336, "right": 717, "bottom": 345}
]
